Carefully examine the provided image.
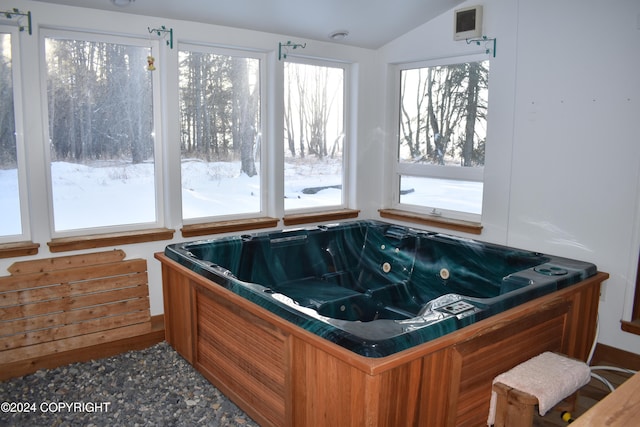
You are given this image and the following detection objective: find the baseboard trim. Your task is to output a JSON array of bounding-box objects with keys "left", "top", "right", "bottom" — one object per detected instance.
[
  {"left": 591, "top": 342, "right": 640, "bottom": 371},
  {"left": 0, "top": 314, "right": 165, "bottom": 381}
]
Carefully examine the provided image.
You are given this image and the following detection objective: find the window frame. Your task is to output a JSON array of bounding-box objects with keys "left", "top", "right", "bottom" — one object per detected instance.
[
  {"left": 0, "top": 25, "right": 31, "bottom": 244},
  {"left": 40, "top": 28, "right": 165, "bottom": 238},
  {"left": 391, "top": 53, "right": 488, "bottom": 223},
  {"left": 282, "top": 55, "right": 350, "bottom": 215},
  {"left": 177, "top": 42, "right": 269, "bottom": 225}
]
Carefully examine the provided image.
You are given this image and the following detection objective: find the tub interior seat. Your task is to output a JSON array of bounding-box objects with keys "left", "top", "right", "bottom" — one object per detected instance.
[
  {"left": 271, "top": 277, "right": 423, "bottom": 321},
  {"left": 317, "top": 294, "right": 414, "bottom": 321},
  {"left": 271, "top": 277, "right": 361, "bottom": 308}
]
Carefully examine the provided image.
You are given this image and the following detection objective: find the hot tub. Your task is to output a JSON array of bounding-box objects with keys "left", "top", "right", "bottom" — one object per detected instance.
[
  {"left": 156, "top": 220, "right": 607, "bottom": 426},
  {"left": 164, "top": 220, "right": 596, "bottom": 357}
]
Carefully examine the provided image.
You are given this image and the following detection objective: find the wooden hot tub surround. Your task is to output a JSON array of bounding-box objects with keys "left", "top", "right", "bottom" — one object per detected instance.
[{"left": 156, "top": 252, "right": 606, "bottom": 427}]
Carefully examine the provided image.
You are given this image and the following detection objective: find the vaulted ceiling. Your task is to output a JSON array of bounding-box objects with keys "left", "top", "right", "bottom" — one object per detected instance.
[{"left": 31, "top": 0, "right": 464, "bottom": 49}]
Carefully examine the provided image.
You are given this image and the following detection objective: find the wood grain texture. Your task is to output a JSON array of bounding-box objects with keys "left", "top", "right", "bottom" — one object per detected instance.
[
  {"left": 378, "top": 209, "right": 483, "bottom": 234},
  {"left": 47, "top": 228, "right": 174, "bottom": 252},
  {"left": 570, "top": 371, "right": 640, "bottom": 426},
  {"left": 283, "top": 209, "right": 360, "bottom": 226},
  {"left": 156, "top": 252, "right": 607, "bottom": 427},
  {"left": 493, "top": 382, "right": 538, "bottom": 427},
  {"left": 6, "top": 249, "right": 126, "bottom": 275},
  {"left": 1, "top": 250, "right": 152, "bottom": 374},
  {"left": 0, "top": 315, "right": 164, "bottom": 381},
  {"left": 160, "top": 264, "right": 195, "bottom": 363},
  {"left": 195, "top": 288, "right": 286, "bottom": 427},
  {"left": 0, "top": 241, "right": 40, "bottom": 259},
  {"left": 181, "top": 217, "right": 279, "bottom": 238}
]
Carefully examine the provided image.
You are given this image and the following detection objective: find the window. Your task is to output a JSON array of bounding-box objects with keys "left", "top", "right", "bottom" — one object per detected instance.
[
  {"left": 283, "top": 60, "right": 346, "bottom": 212},
  {"left": 0, "top": 28, "right": 28, "bottom": 242},
  {"left": 43, "top": 31, "right": 162, "bottom": 233},
  {"left": 395, "top": 56, "right": 489, "bottom": 220},
  {"left": 179, "top": 45, "right": 263, "bottom": 221}
]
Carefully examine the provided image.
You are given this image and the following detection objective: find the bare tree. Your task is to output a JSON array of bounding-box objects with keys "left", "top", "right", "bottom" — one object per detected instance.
[
  {"left": 399, "top": 60, "right": 488, "bottom": 167},
  {"left": 46, "top": 39, "right": 153, "bottom": 164},
  {"left": 286, "top": 63, "right": 342, "bottom": 160},
  {"left": 462, "top": 62, "right": 480, "bottom": 166},
  {"left": 231, "top": 57, "right": 258, "bottom": 177},
  {"left": 284, "top": 74, "right": 297, "bottom": 157},
  {"left": 0, "top": 35, "right": 17, "bottom": 167}
]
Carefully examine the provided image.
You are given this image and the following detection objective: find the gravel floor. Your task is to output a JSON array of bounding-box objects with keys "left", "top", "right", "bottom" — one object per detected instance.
[{"left": 0, "top": 342, "right": 259, "bottom": 427}]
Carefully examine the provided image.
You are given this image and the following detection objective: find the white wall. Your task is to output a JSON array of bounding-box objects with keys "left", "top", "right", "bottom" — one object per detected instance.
[{"left": 376, "top": 0, "right": 640, "bottom": 354}]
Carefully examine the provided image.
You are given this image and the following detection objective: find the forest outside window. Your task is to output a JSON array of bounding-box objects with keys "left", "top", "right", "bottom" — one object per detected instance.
[
  {"left": 0, "top": 28, "right": 29, "bottom": 243},
  {"left": 283, "top": 60, "right": 346, "bottom": 212},
  {"left": 43, "top": 31, "right": 162, "bottom": 234},
  {"left": 179, "top": 45, "right": 264, "bottom": 221},
  {"left": 395, "top": 56, "right": 489, "bottom": 221}
]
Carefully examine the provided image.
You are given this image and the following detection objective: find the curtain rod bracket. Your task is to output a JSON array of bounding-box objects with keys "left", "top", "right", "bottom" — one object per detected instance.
[
  {"left": 1, "top": 8, "right": 32, "bottom": 35},
  {"left": 148, "top": 25, "right": 173, "bottom": 49},
  {"left": 278, "top": 41, "right": 306, "bottom": 60},
  {"left": 466, "top": 35, "right": 496, "bottom": 58}
]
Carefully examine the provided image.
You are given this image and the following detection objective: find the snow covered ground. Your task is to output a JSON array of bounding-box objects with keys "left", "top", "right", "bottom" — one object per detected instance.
[
  {"left": 0, "top": 159, "right": 343, "bottom": 235},
  {"left": 0, "top": 159, "right": 481, "bottom": 236}
]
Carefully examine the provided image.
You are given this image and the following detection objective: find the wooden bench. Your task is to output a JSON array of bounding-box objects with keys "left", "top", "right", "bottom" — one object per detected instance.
[
  {"left": 0, "top": 250, "right": 160, "bottom": 380},
  {"left": 490, "top": 352, "right": 590, "bottom": 427},
  {"left": 492, "top": 382, "right": 578, "bottom": 426}
]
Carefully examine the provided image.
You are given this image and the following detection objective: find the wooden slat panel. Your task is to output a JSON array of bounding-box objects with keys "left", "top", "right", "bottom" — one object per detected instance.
[
  {"left": 194, "top": 289, "right": 286, "bottom": 427},
  {"left": 289, "top": 335, "right": 425, "bottom": 427},
  {"left": 1, "top": 251, "right": 152, "bottom": 369},
  {"left": 2, "top": 310, "right": 150, "bottom": 350},
  {"left": 196, "top": 290, "right": 286, "bottom": 389},
  {"left": 198, "top": 343, "right": 285, "bottom": 426},
  {"left": 68, "top": 283, "right": 149, "bottom": 308},
  {"left": 289, "top": 337, "right": 370, "bottom": 427},
  {"left": 69, "top": 271, "right": 147, "bottom": 295},
  {"left": 0, "top": 283, "right": 67, "bottom": 307},
  {"left": 6, "top": 250, "right": 126, "bottom": 275},
  {"left": 376, "top": 358, "right": 423, "bottom": 426},
  {"left": 1, "top": 298, "right": 150, "bottom": 336},
  {"left": 1, "top": 283, "right": 148, "bottom": 315},
  {"left": 160, "top": 266, "right": 194, "bottom": 363},
  {"left": 1, "top": 284, "right": 142, "bottom": 320},
  {"left": 565, "top": 281, "right": 601, "bottom": 359},
  {"left": 198, "top": 302, "right": 285, "bottom": 389},
  {"left": 417, "top": 348, "right": 459, "bottom": 426},
  {"left": 64, "top": 297, "right": 149, "bottom": 324},
  {"left": 0, "top": 315, "right": 164, "bottom": 381},
  {"left": 0, "top": 259, "right": 147, "bottom": 292},
  {"left": 1, "top": 322, "right": 152, "bottom": 364}
]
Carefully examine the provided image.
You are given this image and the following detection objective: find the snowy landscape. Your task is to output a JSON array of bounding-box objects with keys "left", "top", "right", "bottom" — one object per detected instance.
[
  {"left": 0, "top": 159, "right": 343, "bottom": 235},
  {"left": 0, "top": 159, "right": 481, "bottom": 237}
]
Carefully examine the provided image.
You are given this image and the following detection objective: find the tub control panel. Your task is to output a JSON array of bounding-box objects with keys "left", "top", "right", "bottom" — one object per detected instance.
[{"left": 436, "top": 300, "right": 476, "bottom": 316}]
